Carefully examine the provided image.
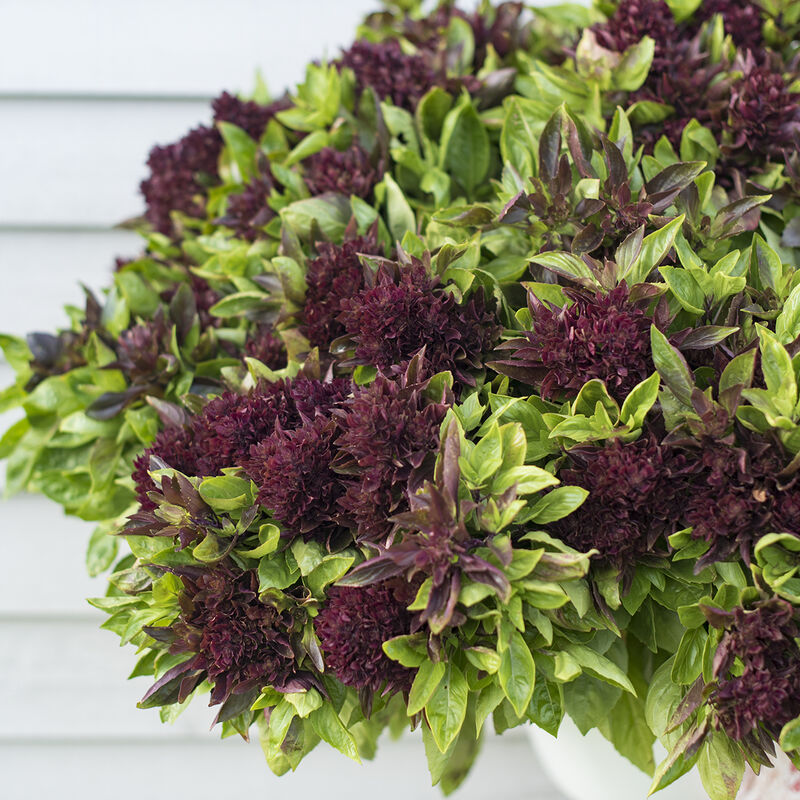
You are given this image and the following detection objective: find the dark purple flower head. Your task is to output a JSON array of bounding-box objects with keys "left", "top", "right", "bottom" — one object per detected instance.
[
  {"left": 167, "top": 567, "right": 298, "bottom": 706},
  {"left": 593, "top": 0, "right": 681, "bottom": 77},
  {"left": 632, "top": 48, "right": 727, "bottom": 152},
  {"left": 132, "top": 378, "right": 350, "bottom": 513},
  {"left": 338, "top": 259, "right": 500, "bottom": 386},
  {"left": 694, "top": 0, "right": 764, "bottom": 51},
  {"left": 132, "top": 424, "right": 200, "bottom": 511},
  {"left": 288, "top": 377, "right": 352, "bottom": 420},
  {"left": 553, "top": 435, "right": 685, "bottom": 571},
  {"left": 244, "top": 323, "right": 287, "bottom": 370},
  {"left": 247, "top": 415, "right": 345, "bottom": 539},
  {"left": 680, "top": 434, "right": 800, "bottom": 567},
  {"left": 340, "top": 423, "right": 510, "bottom": 633},
  {"left": 114, "top": 313, "right": 175, "bottom": 384},
  {"left": 140, "top": 125, "right": 222, "bottom": 235},
  {"left": 221, "top": 177, "right": 275, "bottom": 241},
  {"left": 304, "top": 145, "right": 380, "bottom": 199},
  {"left": 724, "top": 53, "right": 800, "bottom": 161},
  {"left": 333, "top": 358, "right": 449, "bottom": 541},
  {"left": 211, "top": 91, "right": 291, "bottom": 141},
  {"left": 191, "top": 385, "right": 298, "bottom": 478},
  {"left": 491, "top": 285, "right": 652, "bottom": 401},
  {"left": 339, "top": 39, "right": 436, "bottom": 110},
  {"left": 302, "top": 235, "right": 382, "bottom": 351},
  {"left": 315, "top": 581, "right": 416, "bottom": 694},
  {"left": 709, "top": 597, "right": 800, "bottom": 742}
]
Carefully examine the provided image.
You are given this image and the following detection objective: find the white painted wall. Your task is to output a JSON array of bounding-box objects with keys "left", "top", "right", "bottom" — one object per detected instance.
[{"left": 0, "top": 2, "right": 568, "bottom": 797}]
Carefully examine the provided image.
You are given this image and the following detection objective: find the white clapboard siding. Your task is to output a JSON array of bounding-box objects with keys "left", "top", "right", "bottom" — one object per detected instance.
[
  {"left": 0, "top": 734, "right": 563, "bottom": 800},
  {"left": 1, "top": 100, "right": 212, "bottom": 227},
  {"left": 0, "top": 0, "right": 380, "bottom": 97},
  {"left": 0, "top": 1, "right": 570, "bottom": 797},
  {"left": 0, "top": 230, "right": 139, "bottom": 335}
]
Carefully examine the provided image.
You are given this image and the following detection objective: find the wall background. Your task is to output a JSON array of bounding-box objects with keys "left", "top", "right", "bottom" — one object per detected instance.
[{"left": 0, "top": 2, "right": 568, "bottom": 797}]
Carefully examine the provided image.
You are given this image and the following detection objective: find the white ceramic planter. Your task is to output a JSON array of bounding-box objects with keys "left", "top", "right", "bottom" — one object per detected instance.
[
  {"left": 528, "top": 717, "right": 800, "bottom": 800},
  {"left": 527, "top": 716, "right": 708, "bottom": 800}
]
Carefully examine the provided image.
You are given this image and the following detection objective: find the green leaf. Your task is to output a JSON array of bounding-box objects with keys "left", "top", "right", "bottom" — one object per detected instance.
[
  {"left": 564, "top": 644, "right": 636, "bottom": 694},
  {"left": 383, "top": 635, "right": 427, "bottom": 668},
  {"left": 755, "top": 324, "right": 796, "bottom": 417},
  {"left": 530, "top": 251, "right": 600, "bottom": 288},
  {"left": 218, "top": 121, "right": 257, "bottom": 180},
  {"left": 620, "top": 373, "right": 661, "bottom": 429},
  {"left": 524, "top": 486, "right": 588, "bottom": 524},
  {"left": 284, "top": 689, "right": 323, "bottom": 719},
  {"left": 600, "top": 692, "right": 655, "bottom": 775},
  {"left": 416, "top": 87, "right": 453, "bottom": 143},
  {"left": 563, "top": 673, "right": 622, "bottom": 735},
  {"left": 464, "top": 647, "right": 502, "bottom": 675},
  {"left": 425, "top": 663, "right": 469, "bottom": 752},
  {"left": 780, "top": 716, "right": 800, "bottom": 751},
  {"left": 466, "top": 421, "right": 504, "bottom": 484},
  {"left": 498, "top": 631, "right": 536, "bottom": 717},
  {"left": 750, "top": 234, "right": 783, "bottom": 294},
  {"left": 697, "top": 732, "right": 744, "bottom": 800},
  {"left": 490, "top": 465, "right": 559, "bottom": 496},
  {"left": 777, "top": 282, "right": 800, "bottom": 344},
  {"left": 650, "top": 326, "right": 694, "bottom": 406},
  {"left": 198, "top": 475, "right": 254, "bottom": 511},
  {"left": 86, "top": 526, "right": 118, "bottom": 577},
  {"left": 659, "top": 266, "right": 705, "bottom": 315},
  {"left": 613, "top": 37, "right": 655, "bottom": 91},
  {"left": 671, "top": 627, "right": 707, "bottom": 685},
  {"left": 307, "top": 554, "right": 355, "bottom": 596},
  {"left": 622, "top": 215, "right": 685, "bottom": 286},
  {"left": 208, "top": 291, "right": 270, "bottom": 318},
  {"left": 285, "top": 129, "right": 328, "bottom": 166},
  {"left": 440, "top": 94, "right": 490, "bottom": 195},
  {"left": 239, "top": 523, "right": 281, "bottom": 558},
  {"left": 719, "top": 349, "right": 756, "bottom": 394},
  {"left": 408, "top": 660, "right": 446, "bottom": 716},
  {"left": 257, "top": 553, "right": 298, "bottom": 592},
  {"left": 383, "top": 172, "right": 416, "bottom": 241},
  {"left": 528, "top": 678, "right": 564, "bottom": 737},
  {"left": 281, "top": 194, "right": 351, "bottom": 240},
  {"left": 422, "top": 706, "right": 483, "bottom": 795},
  {"left": 309, "top": 704, "right": 360, "bottom": 762},
  {"left": 290, "top": 538, "right": 325, "bottom": 576}
]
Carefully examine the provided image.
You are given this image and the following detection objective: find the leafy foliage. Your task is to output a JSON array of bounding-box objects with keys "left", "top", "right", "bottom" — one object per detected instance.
[{"left": 5, "top": 0, "right": 800, "bottom": 796}]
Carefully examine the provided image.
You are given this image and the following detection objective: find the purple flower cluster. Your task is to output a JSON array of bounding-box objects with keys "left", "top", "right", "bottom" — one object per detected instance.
[
  {"left": 592, "top": 0, "right": 681, "bottom": 78},
  {"left": 304, "top": 145, "right": 380, "bottom": 199},
  {"left": 211, "top": 92, "right": 290, "bottom": 141},
  {"left": 710, "top": 598, "right": 800, "bottom": 742},
  {"left": 164, "top": 567, "right": 298, "bottom": 706},
  {"left": 492, "top": 285, "right": 652, "bottom": 401},
  {"left": 334, "top": 365, "right": 448, "bottom": 541},
  {"left": 553, "top": 435, "right": 684, "bottom": 571},
  {"left": 315, "top": 581, "right": 416, "bottom": 694},
  {"left": 338, "top": 259, "right": 500, "bottom": 385},
  {"left": 132, "top": 379, "right": 339, "bottom": 509},
  {"left": 248, "top": 415, "right": 345, "bottom": 540},
  {"left": 339, "top": 39, "right": 436, "bottom": 110},
  {"left": 679, "top": 435, "right": 800, "bottom": 567},
  {"left": 140, "top": 125, "right": 222, "bottom": 235},
  {"left": 694, "top": 0, "right": 764, "bottom": 51},
  {"left": 302, "top": 235, "right": 383, "bottom": 351},
  {"left": 724, "top": 53, "right": 800, "bottom": 162},
  {"left": 221, "top": 177, "right": 275, "bottom": 241},
  {"left": 244, "top": 323, "right": 287, "bottom": 370},
  {"left": 141, "top": 92, "right": 286, "bottom": 236}
]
